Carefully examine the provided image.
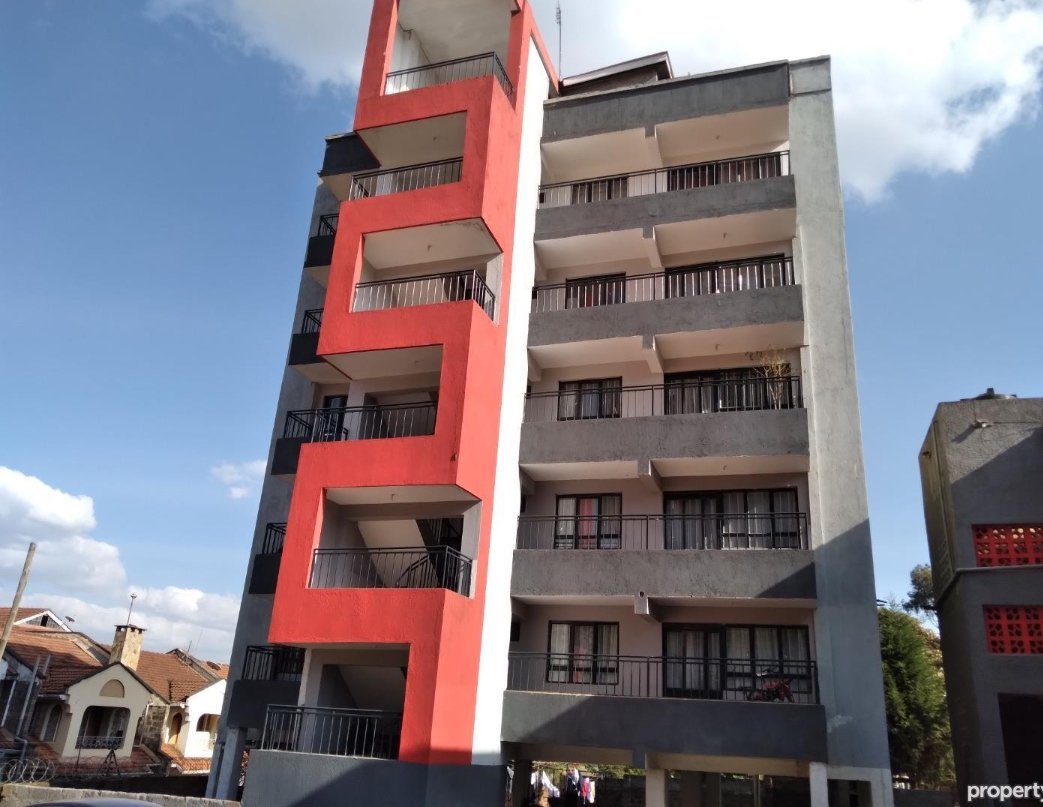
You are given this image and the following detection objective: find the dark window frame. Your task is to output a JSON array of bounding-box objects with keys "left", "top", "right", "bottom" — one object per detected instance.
[
  {"left": 556, "top": 377, "right": 623, "bottom": 421},
  {"left": 546, "top": 621, "right": 620, "bottom": 685},
  {"left": 554, "top": 493, "right": 623, "bottom": 549},
  {"left": 663, "top": 488, "right": 802, "bottom": 549}
]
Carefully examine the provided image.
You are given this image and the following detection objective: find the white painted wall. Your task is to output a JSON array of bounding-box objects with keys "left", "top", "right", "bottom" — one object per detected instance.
[
  {"left": 182, "top": 680, "right": 226, "bottom": 758},
  {"left": 470, "top": 38, "right": 550, "bottom": 767},
  {"left": 58, "top": 666, "right": 153, "bottom": 759}
]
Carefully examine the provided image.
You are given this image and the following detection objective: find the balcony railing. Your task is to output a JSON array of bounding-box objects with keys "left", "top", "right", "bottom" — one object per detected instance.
[
  {"left": 315, "top": 213, "right": 338, "bottom": 236},
  {"left": 524, "top": 377, "right": 803, "bottom": 422},
  {"left": 531, "top": 257, "right": 795, "bottom": 314},
  {"left": 284, "top": 403, "right": 437, "bottom": 442},
  {"left": 299, "top": 308, "right": 323, "bottom": 335},
  {"left": 260, "top": 523, "right": 286, "bottom": 555},
  {"left": 516, "top": 514, "right": 808, "bottom": 550},
  {"left": 261, "top": 705, "right": 401, "bottom": 760},
  {"left": 310, "top": 546, "right": 472, "bottom": 596},
  {"left": 354, "top": 269, "right": 495, "bottom": 320},
  {"left": 348, "top": 158, "right": 463, "bottom": 200},
  {"left": 385, "top": 52, "right": 514, "bottom": 100},
  {"left": 241, "top": 645, "right": 305, "bottom": 683},
  {"left": 76, "top": 735, "right": 124, "bottom": 750},
  {"left": 538, "top": 150, "right": 790, "bottom": 209},
  {"left": 507, "top": 653, "right": 818, "bottom": 704}
]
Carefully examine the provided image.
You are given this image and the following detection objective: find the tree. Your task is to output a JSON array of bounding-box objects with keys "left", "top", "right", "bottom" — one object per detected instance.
[
  {"left": 878, "top": 606, "right": 954, "bottom": 789},
  {"left": 904, "top": 563, "right": 937, "bottom": 624}
]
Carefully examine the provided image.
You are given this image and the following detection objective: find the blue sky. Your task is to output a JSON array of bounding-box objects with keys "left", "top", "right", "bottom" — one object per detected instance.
[{"left": 1, "top": 1, "right": 1041, "bottom": 659}]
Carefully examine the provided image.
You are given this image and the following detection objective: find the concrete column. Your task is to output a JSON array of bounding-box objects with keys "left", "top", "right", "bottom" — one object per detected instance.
[
  {"left": 810, "top": 762, "right": 829, "bottom": 807},
  {"left": 864, "top": 768, "right": 895, "bottom": 807},
  {"left": 645, "top": 769, "right": 668, "bottom": 807},
  {"left": 512, "top": 759, "right": 533, "bottom": 807},
  {"left": 704, "top": 773, "right": 721, "bottom": 807},
  {"left": 208, "top": 727, "right": 246, "bottom": 800},
  {"left": 679, "top": 771, "right": 703, "bottom": 807}
]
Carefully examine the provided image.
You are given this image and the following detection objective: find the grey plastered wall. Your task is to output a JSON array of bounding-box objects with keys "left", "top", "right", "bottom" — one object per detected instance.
[
  {"left": 241, "top": 750, "right": 505, "bottom": 807},
  {"left": 528, "top": 285, "right": 804, "bottom": 347},
  {"left": 918, "top": 397, "right": 1043, "bottom": 791},
  {"left": 520, "top": 409, "right": 809, "bottom": 466},
  {"left": 535, "top": 176, "right": 796, "bottom": 242},
  {"left": 512, "top": 549, "right": 816, "bottom": 600},
  {"left": 788, "top": 57, "right": 892, "bottom": 772},
  {"left": 543, "top": 62, "right": 790, "bottom": 142},
  {"left": 501, "top": 691, "right": 827, "bottom": 762},
  {"left": 208, "top": 182, "right": 341, "bottom": 798}
]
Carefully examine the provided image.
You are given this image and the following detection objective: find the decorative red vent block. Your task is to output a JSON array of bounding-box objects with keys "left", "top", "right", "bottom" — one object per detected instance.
[
  {"left": 984, "top": 605, "right": 1043, "bottom": 654},
  {"left": 973, "top": 525, "right": 1043, "bottom": 567}
]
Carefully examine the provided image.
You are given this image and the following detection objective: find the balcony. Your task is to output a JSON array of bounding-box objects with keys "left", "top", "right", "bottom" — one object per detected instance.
[
  {"left": 261, "top": 705, "right": 401, "bottom": 760},
  {"left": 227, "top": 645, "right": 304, "bottom": 730},
  {"left": 354, "top": 269, "right": 495, "bottom": 320},
  {"left": 242, "top": 645, "right": 305, "bottom": 682},
  {"left": 304, "top": 214, "right": 337, "bottom": 282},
  {"left": 520, "top": 378, "right": 809, "bottom": 479},
  {"left": 272, "top": 402, "right": 437, "bottom": 476},
  {"left": 249, "top": 523, "right": 286, "bottom": 596},
  {"left": 517, "top": 513, "right": 808, "bottom": 551},
  {"left": 538, "top": 151, "right": 790, "bottom": 210},
  {"left": 347, "top": 158, "right": 462, "bottom": 200},
  {"left": 501, "top": 653, "right": 827, "bottom": 762},
  {"left": 287, "top": 309, "right": 341, "bottom": 383},
  {"left": 76, "top": 735, "right": 123, "bottom": 751},
  {"left": 385, "top": 52, "right": 513, "bottom": 100},
  {"left": 310, "top": 545, "right": 472, "bottom": 596}
]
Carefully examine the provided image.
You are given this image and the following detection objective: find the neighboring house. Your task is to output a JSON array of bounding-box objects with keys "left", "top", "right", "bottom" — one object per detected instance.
[{"left": 0, "top": 617, "right": 227, "bottom": 775}]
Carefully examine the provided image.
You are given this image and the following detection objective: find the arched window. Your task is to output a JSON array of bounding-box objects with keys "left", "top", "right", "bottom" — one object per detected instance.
[
  {"left": 99, "top": 679, "right": 125, "bottom": 698},
  {"left": 168, "top": 711, "right": 184, "bottom": 745},
  {"left": 196, "top": 713, "right": 219, "bottom": 733}
]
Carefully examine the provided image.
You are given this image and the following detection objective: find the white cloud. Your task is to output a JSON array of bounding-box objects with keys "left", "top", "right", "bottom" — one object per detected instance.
[
  {"left": 0, "top": 467, "right": 238, "bottom": 661},
  {"left": 147, "top": 0, "right": 1043, "bottom": 200},
  {"left": 210, "top": 459, "right": 266, "bottom": 500}
]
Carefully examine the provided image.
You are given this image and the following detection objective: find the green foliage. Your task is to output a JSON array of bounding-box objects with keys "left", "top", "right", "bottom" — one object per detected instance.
[
  {"left": 878, "top": 606, "right": 954, "bottom": 789},
  {"left": 904, "top": 564, "right": 937, "bottom": 622}
]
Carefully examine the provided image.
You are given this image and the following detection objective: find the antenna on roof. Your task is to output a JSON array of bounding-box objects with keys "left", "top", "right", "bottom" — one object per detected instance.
[
  {"left": 555, "top": 1, "right": 563, "bottom": 76},
  {"left": 125, "top": 592, "right": 138, "bottom": 625}
]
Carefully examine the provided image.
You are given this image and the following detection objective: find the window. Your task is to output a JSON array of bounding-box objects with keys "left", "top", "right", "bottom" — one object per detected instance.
[
  {"left": 571, "top": 176, "right": 627, "bottom": 204},
  {"left": 565, "top": 274, "right": 625, "bottom": 309},
  {"left": 665, "top": 254, "right": 788, "bottom": 298},
  {"left": 99, "top": 679, "right": 125, "bottom": 698},
  {"left": 974, "top": 525, "right": 1043, "bottom": 567},
  {"left": 557, "top": 378, "right": 622, "bottom": 421},
  {"left": 664, "top": 368, "right": 796, "bottom": 414},
  {"left": 555, "top": 494, "right": 622, "bottom": 549},
  {"left": 984, "top": 606, "right": 1043, "bottom": 654},
  {"left": 664, "top": 489, "right": 801, "bottom": 549},
  {"left": 663, "top": 625, "right": 811, "bottom": 700},
  {"left": 547, "top": 622, "right": 619, "bottom": 684}
]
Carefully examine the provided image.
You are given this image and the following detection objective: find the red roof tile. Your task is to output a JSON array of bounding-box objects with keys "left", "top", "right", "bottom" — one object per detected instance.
[{"left": 4, "top": 627, "right": 104, "bottom": 694}]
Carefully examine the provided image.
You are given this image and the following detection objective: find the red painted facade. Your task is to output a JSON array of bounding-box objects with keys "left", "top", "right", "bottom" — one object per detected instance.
[{"left": 268, "top": 0, "right": 555, "bottom": 767}]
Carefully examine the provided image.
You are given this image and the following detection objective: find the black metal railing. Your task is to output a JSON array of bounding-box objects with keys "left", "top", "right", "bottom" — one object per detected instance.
[
  {"left": 531, "top": 257, "right": 795, "bottom": 313},
  {"left": 284, "top": 402, "right": 437, "bottom": 442},
  {"left": 261, "top": 705, "right": 401, "bottom": 759},
  {"left": 260, "top": 523, "right": 287, "bottom": 555},
  {"left": 241, "top": 645, "right": 305, "bottom": 682},
  {"left": 310, "top": 546, "right": 472, "bottom": 596},
  {"left": 524, "top": 377, "right": 803, "bottom": 422},
  {"left": 506, "top": 653, "right": 818, "bottom": 704},
  {"left": 538, "top": 151, "right": 790, "bottom": 209},
  {"left": 385, "top": 52, "right": 514, "bottom": 100},
  {"left": 348, "top": 158, "right": 463, "bottom": 200},
  {"left": 315, "top": 213, "right": 338, "bottom": 236},
  {"left": 354, "top": 269, "right": 495, "bottom": 319},
  {"left": 516, "top": 513, "right": 808, "bottom": 550},
  {"left": 299, "top": 308, "right": 323, "bottom": 335},
  {"left": 76, "top": 735, "right": 124, "bottom": 750}
]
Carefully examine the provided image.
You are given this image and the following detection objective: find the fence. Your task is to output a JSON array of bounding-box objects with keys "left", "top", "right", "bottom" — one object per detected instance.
[{"left": 261, "top": 705, "right": 401, "bottom": 760}]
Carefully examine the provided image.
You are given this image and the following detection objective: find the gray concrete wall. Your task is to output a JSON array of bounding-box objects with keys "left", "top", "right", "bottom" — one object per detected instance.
[
  {"left": 535, "top": 176, "right": 796, "bottom": 242},
  {"left": 0, "top": 784, "right": 235, "bottom": 807},
  {"left": 501, "top": 691, "right": 827, "bottom": 762},
  {"left": 543, "top": 62, "right": 790, "bottom": 142},
  {"left": 520, "top": 409, "right": 809, "bottom": 466},
  {"left": 512, "top": 549, "right": 815, "bottom": 600},
  {"left": 787, "top": 57, "right": 893, "bottom": 775},
  {"left": 528, "top": 285, "right": 804, "bottom": 347},
  {"left": 240, "top": 751, "right": 504, "bottom": 807},
  {"left": 918, "top": 396, "right": 1043, "bottom": 792}
]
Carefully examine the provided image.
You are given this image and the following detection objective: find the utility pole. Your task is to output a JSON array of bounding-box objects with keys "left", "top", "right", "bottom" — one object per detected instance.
[
  {"left": 0, "top": 543, "right": 36, "bottom": 665},
  {"left": 556, "top": 2, "right": 562, "bottom": 77}
]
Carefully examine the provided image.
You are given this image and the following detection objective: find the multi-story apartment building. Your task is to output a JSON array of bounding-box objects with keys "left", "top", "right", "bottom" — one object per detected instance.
[
  {"left": 208, "top": 2, "right": 893, "bottom": 805},
  {"left": 920, "top": 392, "right": 1043, "bottom": 799}
]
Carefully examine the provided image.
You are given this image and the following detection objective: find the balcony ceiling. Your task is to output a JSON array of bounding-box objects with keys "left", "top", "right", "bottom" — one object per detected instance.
[
  {"left": 327, "top": 484, "right": 479, "bottom": 507},
  {"left": 365, "top": 219, "right": 500, "bottom": 270},
  {"left": 358, "top": 112, "right": 466, "bottom": 169},
  {"left": 520, "top": 455, "right": 810, "bottom": 483},
  {"left": 398, "top": 0, "right": 511, "bottom": 63},
  {"left": 323, "top": 344, "right": 442, "bottom": 380}
]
